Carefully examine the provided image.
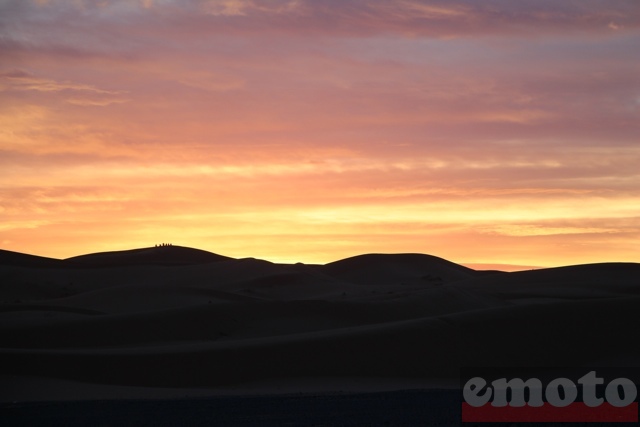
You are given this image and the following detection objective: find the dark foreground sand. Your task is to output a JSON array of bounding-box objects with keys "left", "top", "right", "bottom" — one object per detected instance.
[
  {"left": 1, "top": 389, "right": 461, "bottom": 427},
  {"left": 1, "top": 246, "right": 640, "bottom": 425}
]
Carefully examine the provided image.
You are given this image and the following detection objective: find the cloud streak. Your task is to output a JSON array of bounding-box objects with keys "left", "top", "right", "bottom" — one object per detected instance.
[{"left": 3, "top": 0, "right": 639, "bottom": 61}]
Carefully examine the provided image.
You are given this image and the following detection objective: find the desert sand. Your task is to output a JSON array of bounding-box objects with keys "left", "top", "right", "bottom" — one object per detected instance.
[{"left": 1, "top": 246, "right": 640, "bottom": 424}]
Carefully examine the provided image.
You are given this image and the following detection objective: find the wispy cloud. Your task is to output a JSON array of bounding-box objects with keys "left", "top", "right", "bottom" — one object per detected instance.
[
  {"left": 0, "top": 69, "right": 129, "bottom": 107},
  {"left": 1, "top": 69, "right": 115, "bottom": 93}
]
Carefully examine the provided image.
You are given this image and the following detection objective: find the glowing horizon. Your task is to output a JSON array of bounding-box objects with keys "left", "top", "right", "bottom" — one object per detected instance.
[{"left": 1, "top": 0, "right": 639, "bottom": 268}]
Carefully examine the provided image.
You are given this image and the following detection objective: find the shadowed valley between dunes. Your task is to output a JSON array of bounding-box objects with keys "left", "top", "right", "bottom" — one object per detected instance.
[{"left": 1, "top": 245, "right": 640, "bottom": 402}]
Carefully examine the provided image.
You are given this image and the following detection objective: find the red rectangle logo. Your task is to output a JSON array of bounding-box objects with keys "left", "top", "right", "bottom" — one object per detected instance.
[{"left": 462, "top": 402, "right": 638, "bottom": 423}]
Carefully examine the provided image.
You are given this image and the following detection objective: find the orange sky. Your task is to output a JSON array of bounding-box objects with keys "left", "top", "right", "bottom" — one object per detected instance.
[{"left": 1, "top": 0, "right": 639, "bottom": 268}]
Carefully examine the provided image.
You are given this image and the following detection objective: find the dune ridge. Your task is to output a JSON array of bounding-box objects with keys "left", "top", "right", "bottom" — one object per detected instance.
[{"left": 64, "top": 245, "right": 232, "bottom": 268}]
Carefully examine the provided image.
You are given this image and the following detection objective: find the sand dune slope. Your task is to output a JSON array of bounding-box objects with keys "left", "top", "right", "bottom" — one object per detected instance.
[
  {"left": 321, "top": 253, "right": 477, "bottom": 285},
  {"left": 64, "top": 246, "right": 231, "bottom": 268},
  {"left": 0, "top": 249, "right": 63, "bottom": 269}
]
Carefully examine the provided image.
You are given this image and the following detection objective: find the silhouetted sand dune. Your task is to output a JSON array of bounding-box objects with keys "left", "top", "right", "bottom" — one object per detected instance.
[
  {"left": 321, "top": 253, "right": 478, "bottom": 285},
  {"left": 0, "top": 249, "right": 63, "bottom": 269},
  {"left": 64, "top": 246, "right": 232, "bottom": 268},
  {"left": 1, "top": 246, "right": 639, "bottom": 402},
  {"left": 454, "top": 262, "right": 640, "bottom": 301}
]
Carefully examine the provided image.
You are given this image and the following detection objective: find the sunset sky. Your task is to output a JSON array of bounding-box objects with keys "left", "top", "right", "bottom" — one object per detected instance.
[{"left": 1, "top": 0, "right": 639, "bottom": 268}]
